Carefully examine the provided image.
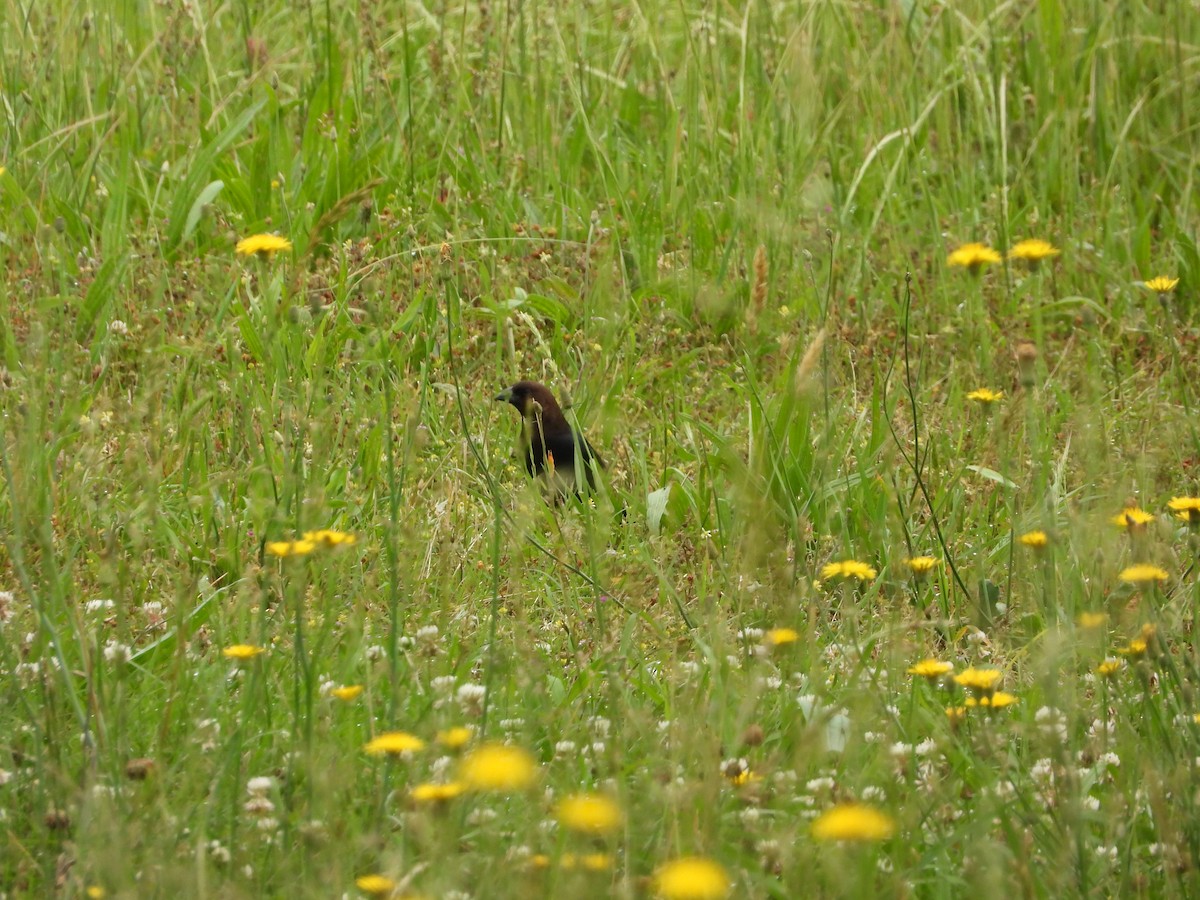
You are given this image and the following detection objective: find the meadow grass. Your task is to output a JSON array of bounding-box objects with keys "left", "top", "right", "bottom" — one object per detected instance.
[{"left": 1, "top": 0, "right": 1199, "bottom": 897}]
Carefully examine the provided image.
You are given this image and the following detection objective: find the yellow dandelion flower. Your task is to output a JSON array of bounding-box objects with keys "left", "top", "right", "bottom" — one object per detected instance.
[
  {"left": 86, "top": 888, "right": 106, "bottom": 899},
  {"left": 303, "top": 529, "right": 358, "bottom": 548},
  {"left": 1119, "top": 564, "right": 1169, "bottom": 585},
  {"left": 1077, "top": 612, "right": 1108, "bottom": 629},
  {"left": 330, "top": 684, "right": 364, "bottom": 702},
  {"left": 410, "top": 781, "right": 466, "bottom": 803},
  {"left": 1007, "top": 239, "right": 1060, "bottom": 265},
  {"left": 954, "top": 667, "right": 1003, "bottom": 695},
  {"left": 579, "top": 853, "right": 613, "bottom": 871},
  {"left": 764, "top": 627, "right": 799, "bottom": 647},
  {"left": 364, "top": 731, "right": 426, "bottom": 756},
  {"left": 964, "top": 691, "right": 1018, "bottom": 709},
  {"left": 529, "top": 854, "right": 552, "bottom": 870},
  {"left": 947, "top": 242, "right": 1002, "bottom": 272},
  {"left": 907, "top": 659, "right": 954, "bottom": 680},
  {"left": 1018, "top": 530, "right": 1049, "bottom": 548},
  {"left": 905, "top": 556, "right": 939, "bottom": 575},
  {"left": 1193, "top": 713, "right": 1200, "bottom": 725},
  {"left": 555, "top": 793, "right": 623, "bottom": 835},
  {"left": 945, "top": 706, "right": 967, "bottom": 723},
  {"left": 1096, "top": 659, "right": 1122, "bottom": 678},
  {"left": 966, "top": 388, "right": 1003, "bottom": 404},
  {"left": 1111, "top": 508, "right": 1154, "bottom": 529},
  {"left": 1168, "top": 497, "right": 1200, "bottom": 525},
  {"left": 235, "top": 233, "right": 293, "bottom": 257},
  {"left": 266, "top": 539, "right": 316, "bottom": 558},
  {"left": 811, "top": 803, "right": 896, "bottom": 842},
  {"left": 1117, "top": 638, "right": 1150, "bottom": 659},
  {"left": 222, "top": 644, "right": 265, "bottom": 661},
  {"left": 652, "top": 857, "right": 731, "bottom": 900},
  {"left": 820, "top": 560, "right": 877, "bottom": 581},
  {"left": 1144, "top": 276, "right": 1179, "bottom": 294},
  {"left": 436, "top": 726, "right": 473, "bottom": 750},
  {"left": 355, "top": 874, "right": 396, "bottom": 896},
  {"left": 459, "top": 743, "right": 538, "bottom": 792}
]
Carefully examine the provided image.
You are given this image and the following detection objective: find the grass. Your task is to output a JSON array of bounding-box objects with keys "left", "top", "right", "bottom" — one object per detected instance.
[{"left": 1, "top": 0, "right": 1199, "bottom": 896}]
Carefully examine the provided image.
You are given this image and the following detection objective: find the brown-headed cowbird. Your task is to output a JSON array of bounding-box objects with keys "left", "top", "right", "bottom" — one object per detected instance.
[{"left": 495, "top": 380, "right": 603, "bottom": 496}]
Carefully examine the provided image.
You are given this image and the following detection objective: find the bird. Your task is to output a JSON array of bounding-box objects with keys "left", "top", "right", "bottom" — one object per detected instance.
[{"left": 494, "top": 380, "right": 603, "bottom": 497}]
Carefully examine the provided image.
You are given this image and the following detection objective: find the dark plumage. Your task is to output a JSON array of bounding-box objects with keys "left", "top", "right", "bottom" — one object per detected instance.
[{"left": 495, "top": 381, "right": 603, "bottom": 496}]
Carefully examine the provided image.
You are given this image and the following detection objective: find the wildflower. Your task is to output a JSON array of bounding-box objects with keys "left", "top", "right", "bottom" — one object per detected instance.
[
  {"left": 1008, "top": 239, "right": 1060, "bottom": 266},
  {"left": 1117, "top": 639, "right": 1148, "bottom": 659},
  {"left": 222, "top": 644, "right": 265, "bottom": 661},
  {"left": 764, "top": 627, "right": 799, "bottom": 647},
  {"left": 1144, "top": 276, "right": 1179, "bottom": 296},
  {"left": 820, "top": 560, "right": 877, "bottom": 581},
  {"left": 720, "top": 758, "right": 755, "bottom": 786},
  {"left": 303, "top": 529, "right": 358, "bottom": 548},
  {"left": 1096, "top": 659, "right": 1122, "bottom": 678},
  {"left": 330, "top": 685, "right": 364, "bottom": 702},
  {"left": 945, "top": 706, "right": 967, "bottom": 723},
  {"left": 652, "top": 857, "right": 731, "bottom": 900},
  {"left": 1111, "top": 508, "right": 1154, "bottom": 529},
  {"left": 579, "top": 853, "right": 613, "bottom": 871},
  {"left": 235, "top": 233, "right": 293, "bottom": 257},
  {"left": 555, "top": 793, "right": 623, "bottom": 835},
  {"left": 905, "top": 556, "right": 938, "bottom": 576},
  {"left": 364, "top": 731, "right": 425, "bottom": 757},
  {"left": 1019, "top": 530, "right": 1049, "bottom": 549},
  {"left": 265, "top": 539, "right": 316, "bottom": 558},
  {"left": 964, "top": 691, "right": 1018, "bottom": 709},
  {"left": 966, "top": 388, "right": 1003, "bottom": 405},
  {"left": 954, "top": 667, "right": 1003, "bottom": 695},
  {"left": 355, "top": 874, "right": 396, "bottom": 897},
  {"left": 1119, "top": 564, "right": 1168, "bottom": 585},
  {"left": 1077, "top": 612, "right": 1108, "bottom": 629},
  {"left": 1014, "top": 342, "right": 1039, "bottom": 388},
  {"left": 459, "top": 743, "right": 537, "bottom": 791},
  {"left": 908, "top": 659, "right": 953, "bottom": 680},
  {"left": 811, "top": 803, "right": 896, "bottom": 842},
  {"left": 947, "top": 242, "right": 1002, "bottom": 273},
  {"left": 410, "top": 781, "right": 466, "bottom": 803},
  {"left": 436, "top": 726, "right": 473, "bottom": 750},
  {"left": 86, "top": 887, "right": 106, "bottom": 899},
  {"left": 1168, "top": 497, "right": 1200, "bottom": 525}
]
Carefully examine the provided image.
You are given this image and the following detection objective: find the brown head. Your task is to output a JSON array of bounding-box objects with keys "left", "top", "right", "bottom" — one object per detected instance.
[{"left": 494, "top": 381, "right": 568, "bottom": 429}]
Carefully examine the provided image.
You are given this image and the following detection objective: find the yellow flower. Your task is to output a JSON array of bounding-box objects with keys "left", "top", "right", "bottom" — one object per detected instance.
[
  {"left": 966, "top": 388, "right": 1003, "bottom": 404},
  {"left": 1119, "top": 564, "right": 1169, "bottom": 585},
  {"left": 1096, "top": 659, "right": 1122, "bottom": 678},
  {"left": 303, "top": 529, "right": 358, "bottom": 548},
  {"left": 954, "top": 667, "right": 1003, "bottom": 695},
  {"left": 330, "top": 684, "right": 364, "bottom": 702},
  {"left": 907, "top": 659, "right": 953, "bottom": 680},
  {"left": 1007, "top": 239, "right": 1060, "bottom": 265},
  {"left": 459, "top": 743, "right": 538, "bottom": 792},
  {"left": 1077, "top": 612, "right": 1108, "bottom": 630},
  {"left": 964, "top": 691, "right": 1018, "bottom": 709},
  {"left": 86, "top": 888, "right": 106, "bottom": 899},
  {"left": 764, "top": 627, "right": 799, "bottom": 647},
  {"left": 555, "top": 793, "right": 623, "bottom": 835},
  {"left": 266, "top": 539, "right": 316, "bottom": 558},
  {"left": 355, "top": 874, "right": 396, "bottom": 896},
  {"left": 364, "top": 731, "right": 426, "bottom": 756},
  {"left": 1168, "top": 497, "right": 1200, "bottom": 525},
  {"left": 1144, "top": 276, "right": 1179, "bottom": 294},
  {"left": 410, "top": 781, "right": 466, "bottom": 803},
  {"left": 811, "top": 803, "right": 896, "bottom": 842},
  {"left": 820, "top": 560, "right": 877, "bottom": 581},
  {"left": 436, "top": 726, "right": 473, "bottom": 750},
  {"left": 222, "top": 644, "right": 265, "bottom": 661},
  {"left": 1111, "top": 508, "right": 1154, "bottom": 529},
  {"left": 579, "top": 853, "right": 613, "bottom": 871},
  {"left": 1018, "top": 530, "right": 1049, "bottom": 548},
  {"left": 1117, "top": 638, "right": 1148, "bottom": 659},
  {"left": 945, "top": 706, "right": 967, "bottom": 723},
  {"left": 652, "top": 857, "right": 731, "bottom": 900},
  {"left": 905, "top": 556, "right": 938, "bottom": 575},
  {"left": 236, "top": 233, "right": 293, "bottom": 257},
  {"left": 947, "top": 242, "right": 1002, "bottom": 272}
]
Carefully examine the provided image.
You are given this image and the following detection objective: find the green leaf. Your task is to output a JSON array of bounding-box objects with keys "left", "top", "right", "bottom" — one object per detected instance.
[
  {"left": 180, "top": 179, "right": 225, "bottom": 245},
  {"left": 647, "top": 485, "right": 672, "bottom": 535},
  {"left": 966, "top": 465, "right": 1018, "bottom": 489}
]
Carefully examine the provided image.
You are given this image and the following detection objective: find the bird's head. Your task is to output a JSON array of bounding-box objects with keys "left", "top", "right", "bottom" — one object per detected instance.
[{"left": 495, "top": 380, "right": 556, "bottom": 419}]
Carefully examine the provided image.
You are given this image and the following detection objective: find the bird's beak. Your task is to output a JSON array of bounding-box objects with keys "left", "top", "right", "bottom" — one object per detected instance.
[{"left": 494, "top": 387, "right": 513, "bottom": 403}]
